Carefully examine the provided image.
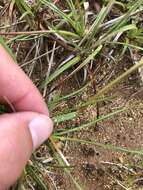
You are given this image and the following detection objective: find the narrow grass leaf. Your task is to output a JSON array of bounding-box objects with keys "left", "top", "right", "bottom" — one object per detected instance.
[
  {"left": 53, "top": 136, "right": 143, "bottom": 156},
  {"left": 15, "top": 0, "right": 34, "bottom": 16},
  {"left": 53, "top": 112, "right": 77, "bottom": 124},
  {"left": 107, "top": 41, "right": 143, "bottom": 51},
  {"left": 55, "top": 108, "right": 125, "bottom": 135},
  {"left": 40, "top": 0, "right": 75, "bottom": 29},
  {"left": 108, "top": 0, "right": 143, "bottom": 34},
  {"left": 48, "top": 81, "right": 91, "bottom": 110},
  {"left": 64, "top": 45, "right": 103, "bottom": 81},
  {"left": 26, "top": 165, "right": 48, "bottom": 190},
  {"left": 66, "top": 0, "right": 76, "bottom": 15},
  {"left": 41, "top": 56, "right": 80, "bottom": 87},
  {"left": 81, "top": 0, "right": 115, "bottom": 47},
  {"left": 95, "top": 24, "right": 137, "bottom": 48},
  {"left": 83, "top": 58, "right": 143, "bottom": 107}
]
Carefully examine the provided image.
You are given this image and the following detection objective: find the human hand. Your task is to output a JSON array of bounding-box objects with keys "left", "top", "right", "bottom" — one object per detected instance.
[{"left": 0, "top": 45, "right": 53, "bottom": 189}]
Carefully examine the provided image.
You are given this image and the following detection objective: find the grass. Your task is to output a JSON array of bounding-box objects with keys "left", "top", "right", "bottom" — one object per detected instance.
[{"left": 1, "top": 0, "right": 143, "bottom": 189}]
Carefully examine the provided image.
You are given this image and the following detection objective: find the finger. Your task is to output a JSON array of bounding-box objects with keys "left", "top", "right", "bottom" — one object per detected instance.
[
  {"left": 0, "top": 112, "right": 53, "bottom": 189},
  {"left": 0, "top": 45, "right": 48, "bottom": 114}
]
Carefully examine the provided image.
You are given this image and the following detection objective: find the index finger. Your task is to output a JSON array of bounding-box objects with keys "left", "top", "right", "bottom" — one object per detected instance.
[{"left": 0, "top": 45, "right": 49, "bottom": 115}]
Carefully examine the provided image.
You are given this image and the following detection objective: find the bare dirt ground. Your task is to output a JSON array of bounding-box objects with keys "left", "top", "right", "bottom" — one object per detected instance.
[{"left": 49, "top": 82, "right": 143, "bottom": 190}]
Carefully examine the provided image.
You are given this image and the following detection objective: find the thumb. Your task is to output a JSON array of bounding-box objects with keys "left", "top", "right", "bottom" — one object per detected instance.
[{"left": 0, "top": 112, "right": 53, "bottom": 189}]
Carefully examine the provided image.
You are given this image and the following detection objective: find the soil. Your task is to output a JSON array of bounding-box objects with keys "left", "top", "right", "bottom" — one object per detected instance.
[{"left": 49, "top": 83, "right": 143, "bottom": 190}]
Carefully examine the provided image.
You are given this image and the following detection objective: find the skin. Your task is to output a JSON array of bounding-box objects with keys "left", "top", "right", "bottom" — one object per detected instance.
[
  {"left": 0, "top": 44, "right": 49, "bottom": 114},
  {"left": 0, "top": 45, "right": 52, "bottom": 189}
]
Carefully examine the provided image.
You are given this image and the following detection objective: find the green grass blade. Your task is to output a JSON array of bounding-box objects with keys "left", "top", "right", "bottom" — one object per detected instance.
[
  {"left": 15, "top": 0, "right": 34, "bottom": 16},
  {"left": 53, "top": 112, "right": 77, "bottom": 124},
  {"left": 66, "top": 0, "right": 76, "bottom": 15},
  {"left": 55, "top": 108, "right": 125, "bottom": 135},
  {"left": 83, "top": 58, "right": 143, "bottom": 107},
  {"left": 26, "top": 165, "right": 49, "bottom": 190},
  {"left": 41, "top": 56, "right": 80, "bottom": 88},
  {"left": 108, "top": 0, "right": 143, "bottom": 34},
  {"left": 95, "top": 24, "right": 137, "bottom": 47},
  {"left": 81, "top": 0, "right": 115, "bottom": 47},
  {"left": 48, "top": 81, "right": 91, "bottom": 110},
  {"left": 40, "top": 0, "right": 75, "bottom": 29},
  {"left": 107, "top": 41, "right": 143, "bottom": 51},
  {"left": 53, "top": 136, "right": 143, "bottom": 156},
  {"left": 66, "top": 0, "right": 85, "bottom": 36},
  {"left": 65, "top": 45, "right": 103, "bottom": 80},
  {"left": 89, "top": 0, "right": 114, "bottom": 37}
]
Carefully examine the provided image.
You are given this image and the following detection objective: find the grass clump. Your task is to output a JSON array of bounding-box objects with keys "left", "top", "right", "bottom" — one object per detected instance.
[{"left": 1, "top": 0, "right": 143, "bottom": 189}]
